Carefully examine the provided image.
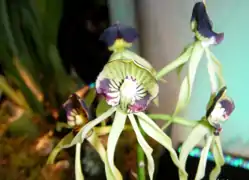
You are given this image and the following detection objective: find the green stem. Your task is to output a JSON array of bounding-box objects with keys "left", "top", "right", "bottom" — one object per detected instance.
[
  {"left": 137, "top": 124, "right": 146, "bottom": 180},
  {"left": 156, "top": 43, "right": 194, "bottom": 80},
  {"left": 148, "top": 114, "right": 199, "bottom": 129}
]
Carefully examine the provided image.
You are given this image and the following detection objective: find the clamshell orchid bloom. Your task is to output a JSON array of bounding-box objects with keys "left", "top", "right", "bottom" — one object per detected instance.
[
  {"left": 61, "top": 23, "right": 187, "bottom": 180},
  {"left": 206, "top": 86, "right": 235, "bottom": 136},
  {"left": 179, "top": 86, "right": 235, "bottom": 180},
  {"left": 191, "top": 2, "right": 224, "bottom": 46},
  {"left": 47, "top": 92, "right": 111, "bottom": 180}
]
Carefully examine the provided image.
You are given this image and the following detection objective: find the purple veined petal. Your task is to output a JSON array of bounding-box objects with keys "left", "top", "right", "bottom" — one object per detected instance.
[
  {"left": 96, "top": 78, "right": 121, "bottom": 107},
  {"left": 63, "top": 93, "right": 89, "bottom": 127},
  {"left": 128, "top": 93, "right": 151, "bottom": 113},
  {"left": 219, "top": 98, "right": 235, "bottom": 118}
]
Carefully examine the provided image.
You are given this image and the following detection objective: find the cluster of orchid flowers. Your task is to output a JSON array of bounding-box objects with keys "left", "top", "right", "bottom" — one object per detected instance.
[{"left": 47, "top": 2, "right": 235, "bottom": 180}]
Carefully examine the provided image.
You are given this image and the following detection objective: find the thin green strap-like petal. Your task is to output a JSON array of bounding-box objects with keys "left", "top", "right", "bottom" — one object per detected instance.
[
  {"left": 47, "top": 132, "right": 74, "bottom": 164},
  {"left": 173, "top": 76, "right": 189, "bottom": 116},
  {"left": 62, "top": 107, "right": 116, "bottom": 149},
  {"left": 187, "top": 41, "right": 204, "bottom": 101},
  {"left": 75, "top": 143, "right": 84, "bottom": 180},
  {"left": 128, "top": 114, "right": 154, "bottom": 180},
  {"left": 107, "top": 110, "right": 126, "bottom": 180},
  {"left": 136, "top": 112, "right": 187, "bottom": 179},
  {"left": 209, "top": 137, "right": 225, "bottom": 180},
  {"left": 87, "top": 131, "right": 114, "bottom": 180},
  {"left": 205, "top": 48, "right": 225, "bottom": 89},
  {"left": 156, "top": 43, "right": 194, "bottom": 80},
  {"left": 179, "top": 122, "right": 211, "bottom": 180},
  {"left": 195, "top": 135, "right": 214, "bottom": 180},
  {"left": 206, "top": 52, "right": 218, "bottom": 93}
]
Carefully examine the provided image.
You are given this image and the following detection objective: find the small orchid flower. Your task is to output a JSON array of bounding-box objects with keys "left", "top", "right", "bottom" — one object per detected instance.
[
  {"left": 156, "top": 1, "right": 225, "bottom": 120},
  {"left": 62, "top": 23, "right": 187, "bottom": 180},
  {"left": 191, "top": 2, "right": 224, "bottom": 47},
  {"left": 47, "top": 92, "right": 111, "bottom": 180},
  {"left": 206, "top": 86, "right": 235, "bottom": 136},
  {"left": 179, "top": 86, "right": 235, "bottom": 180}
]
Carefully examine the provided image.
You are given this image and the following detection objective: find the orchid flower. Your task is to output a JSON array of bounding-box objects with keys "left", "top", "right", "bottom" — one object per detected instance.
[
  {"left": 157, "top": 1, "right": 225, "bottom": 119},
  {"left": 179, "top": 86, "right": 235, "bottom": 180},
  {"left": 59, "top": 23, "right": 187, "bottom": 180},
  {"left": 47, "top": 93, "right": 111, "bottom": 180}
]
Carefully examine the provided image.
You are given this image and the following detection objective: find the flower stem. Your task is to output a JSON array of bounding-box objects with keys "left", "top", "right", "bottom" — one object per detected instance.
[
  {"left": 156, "top": 43, "right": 194, "bottom": 80},
  {"left": 137, "top": 125, "right": 146, "bottom": 180},
  {"left": 148, "top": 114, "right": 198, "bottom": 129}
]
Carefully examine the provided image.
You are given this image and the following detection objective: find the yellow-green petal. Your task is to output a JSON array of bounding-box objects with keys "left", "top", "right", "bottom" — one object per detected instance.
[
  {"left": 136, "top": 112, "right": 187, "bottom": 179},
  {"left": 128, "top": 114, "right": 154, "bottom": 180},
  {"left": 179, "top": 121, "right": 211, "bottom": 180},
  {"left": 75, "top": 143, "right": 84, "bottom": 180},
  {"left": 47, "top": 132, "right": 74, "bottom": 164},
  {"left": 195, "top": 135, "right": 214, "bottom": 180},
  {"left": 61, "top": 107, "right": 116, "bottom": 149},
  {"left": 87, "top": 131, "right": 114, "bottom": 180},
  {"left": 209, "top": 136, "right": 225, "bottom": 180},
  {"left": 107, "top": 109, "right": 126, "bottom": 180}
]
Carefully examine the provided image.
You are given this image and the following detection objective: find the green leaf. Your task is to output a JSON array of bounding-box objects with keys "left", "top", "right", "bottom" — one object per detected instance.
[
  {"left": 179, "top": 121, "right": 211, "bottom": 179},
  {"left": 195, "top": 135, "right": 214, "bottom": 180},
  {"left": 209, "top": 137, "right": 225, "bottom": 180},
  {"left": 96, "top": 98, "right": 111, "bottom": 117},
  {"left": 173, "top": 76, "right": 189, "bottom": 115},
  {"left": 62, "top": 107, "right": 116, "bottom": 149},
  {"left": 187, "top": 41, "right": 204, "bottom": 101},
  {"left": 0, "top": 75, "right": 29, "bottom": 109},
  {"left": 136, "top": 112, "right": 187, "bottom": 179},
  {"left": 47, "top": 132, "right": 74, "bottom": 164},
  {"left": 107, "top": 109, "right": 126, "bottom": 180},
  {"left": 87, "top": 131, "right": 114, "bottom": 180},
  {"left": 84, "top": 88, "right": 96, "bottom": 107},
  {"left": 128, "top": 114, "right": 154, "bottom": 180},
  {"left": 156, "top": 43, "right": 194, "bottom": 80},
  {"left": 75, "top": 143, "right": 84, "bottom": 180}
]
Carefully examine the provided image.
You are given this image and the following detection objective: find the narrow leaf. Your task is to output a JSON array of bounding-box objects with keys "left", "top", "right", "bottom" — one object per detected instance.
[
  {"left": 128, "top": 114, "right": 154, "bottom": 180},
  {"left": 87, "top": 131, "right": 114, "bottom": 180},
  {"left": 75, "top": 143, "right": 84, "bottom": 180},
  {"left": 136, "top": 112, "right": 187, "bottom": 179},
  {"left": 209, "top": 137, "right": 225, "bottom": 180},
  {"left": 179, "top": 122, "right": 211, "bottom": 179},
  {"left": 62, "top": 107, "right": 116, "bottom": 149},
  {"left": 156, "top": 44, "right": 194, "bottom": 80},
  {"left": 195, "top": 135, "right": 214, "bottom": 180},
  {"left": 107, "top": 110, "right": 126, "bottom": 180},
  {"left": 47, "top": 132, "right": 74, "bottom": 164}
]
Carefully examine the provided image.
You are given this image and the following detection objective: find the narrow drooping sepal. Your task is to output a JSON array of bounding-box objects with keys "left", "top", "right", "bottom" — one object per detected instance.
[{"left": 191, "top": 2, "right": 224, "bottom": 45}]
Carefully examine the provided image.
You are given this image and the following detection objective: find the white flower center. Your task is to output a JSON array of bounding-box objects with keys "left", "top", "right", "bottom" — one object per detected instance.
[
  {"left": 120, "top": 76, "right": 138, "bottom": 100},
  {"left": 201, "top": 36, "right": 216, "bottom": 48}
]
